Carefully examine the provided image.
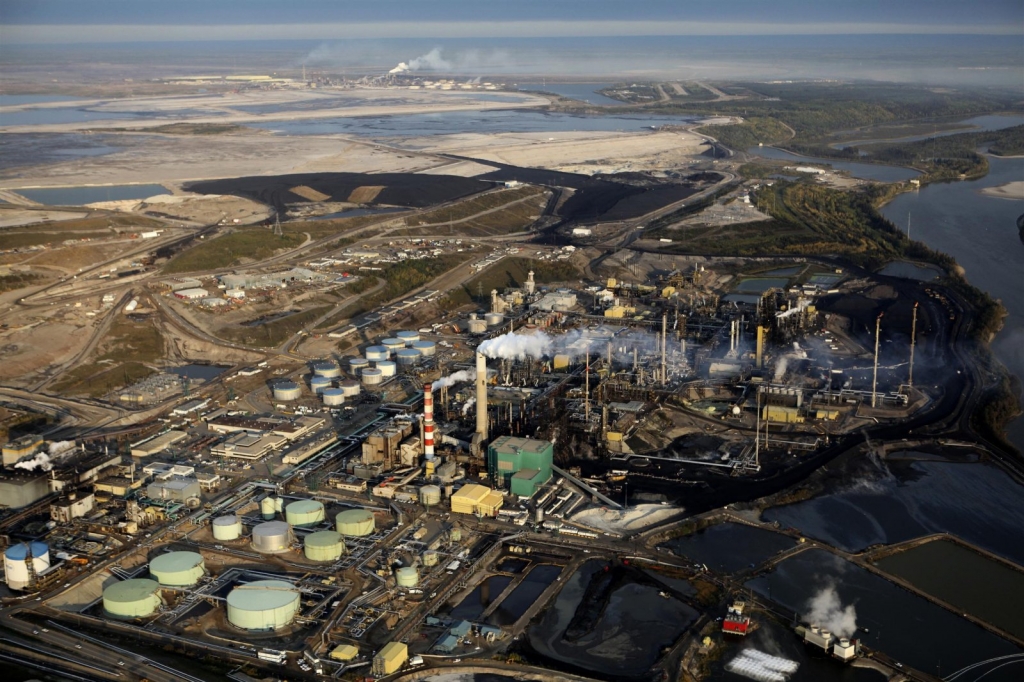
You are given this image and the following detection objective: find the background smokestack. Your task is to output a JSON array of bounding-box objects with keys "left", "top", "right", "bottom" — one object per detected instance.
[
  {"left": 423, "top": 383, "right": 435, "bottom": 460},
  {"left": 475, "top": 352, "right": 488, "bottom": 442}
]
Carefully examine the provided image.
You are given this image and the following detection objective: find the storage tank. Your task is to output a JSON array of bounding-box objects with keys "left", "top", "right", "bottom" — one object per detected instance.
[
  {"left": 304, "top": 530, "right": 345, "bottom": 562},
  {"left": 411, "top": 340, "right": 436, "bottom": 357},
  {"left": 395, "top": 567, "right": 419, "bottom": 588},
  {"left": 227, "top": 580, "right": 300, "bottom": 631},
  {"left": 212, "top": 515, "right": 243, "bottom": 541},
  {"left": 382, "top": 338, "right": 405, "bottom": 353},
  {"left": 103, "top": 579, "right": 162, "bottom": 619},
  {"left": 312, "top": 360, "right": 341, "bottom": 378},
  {"left": 149, "top": 551, "right": 205, "bottom": 587},
  {"left": 396, "top": 330, "right": 420, "bottom": 346},
  {"left": 419, "top": 485, "right": 442, "bottom": 507},
  {"left": 310, "top": 375, "right": 332, "bottom": 394},
  {"left": 285, "top": 499, "right": 325, "bottom": 527},
  {"left": 3, "top": 542, "right": 50, "bottom": 591},
  {"left": 361, "top": 368, "right": 383, "bottom": 386},
  {"left": 336, "top": 509, "right": 375, "bottom": 537},
  {"left": 322, "top": 388, "right": 346, "bottom": 406},
  {"left": 260, "top": 496, "right": 277, "bottom": 520},
  {"left": 422, "top": 550, "right": 439, "bottom": 567},
  {"left": 485, "top": 312, "right": 504, "bottom": 327},
  {"left": 339, "top": 379, "right": 361, "bottom": 397},
  {"left": 365, "top": 346, "right": 389, "bottom": 362},
  {"left": 467, "top": 316, "right": 487, "bottom": 333},
  {"left": 272, "top": 381, "right": 301, "bottom": 401},
  {"left": 395, "top": 348, "right": 422, "bottom": 366},
  {"left": 376, "top": 360, "right": 397, "bottom": 377},
  {"left": 251, "top": 521, "right": 293, "bottom": 554},
  {"left": 349, "top": 357, "right": 370, "bottom": 374}
]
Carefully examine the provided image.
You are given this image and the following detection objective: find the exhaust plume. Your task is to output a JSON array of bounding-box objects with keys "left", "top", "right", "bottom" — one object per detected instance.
[
  {"left": 804, "top": 583, "right": 858, "bottom": 637},
  {"left": 462, "top": 398, "right": 476, "bottom": 415},
  {"left": 15, "top": 453, "right": 53, "bottom": 472},
  {"left": 478, "top": 331, "right": 552, "bottom": 360},
  {"left": 433, "top": 370, "right": 476, "bottom": 391}
]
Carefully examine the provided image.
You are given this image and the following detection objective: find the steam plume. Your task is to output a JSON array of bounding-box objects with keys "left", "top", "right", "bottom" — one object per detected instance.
[
  {"left": 433, "top": 370, "right": 476, "bottom": 391},
  {"left": 15, "top": 453, "right": 53, "bottom": 472},
  {"left": 461, "top": 398, "right": 476, "bottom": 415},
  {"left": 804, "top": 583, "right": 858, "bottom": 637},
  {"left": 477, "top": 331, "right": 552, "bottom": 360}
]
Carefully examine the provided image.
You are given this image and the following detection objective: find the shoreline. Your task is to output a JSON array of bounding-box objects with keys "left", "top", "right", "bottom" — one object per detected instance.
[{"left": 981, "top": 180, "right": 1024, "bottom": 200}]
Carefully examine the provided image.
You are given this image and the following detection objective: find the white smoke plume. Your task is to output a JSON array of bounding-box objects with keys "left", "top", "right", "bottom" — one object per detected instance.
[
  {"left": 432, "top": 370, "right": 476, "bottom": 391},
  {"left": 48, "top": 440, "right": 76, "bottom": 456},
  {"left": 387, "top": 47, "right": 516, "bottom": 75},
  {"left": 804, "top": 583, "right": 858, "bottom": 637},
  {"left": 461, "top": 398, "right": 476, "bottom": 416},
  {"left": 15, "top": 453, "right": 53, "bottom": 472},
  {"left": 477, "top": 331, "right": 553, "bottom": 360}
]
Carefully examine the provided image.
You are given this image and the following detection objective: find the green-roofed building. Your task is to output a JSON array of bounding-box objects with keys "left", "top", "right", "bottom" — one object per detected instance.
[{"left": 487, "top": 436, "right": 553, "bottom": 498}]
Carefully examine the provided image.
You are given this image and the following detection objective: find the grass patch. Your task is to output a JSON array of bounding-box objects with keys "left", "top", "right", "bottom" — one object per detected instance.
[
  {"left": 163, "top": 229, "right": 304, "bottom": 273},
  {"left": 219, "top": 305, "right": 333, "bottom": 347},
  {"left": 0, "top": 231, "right": 112, "bottom": 249},
  {"left": 52, "top": 315, "right": 164, "bottom": 396},
  {"left": 404, "top": 186, "right": 545, "bottom": 227},
  {"left": 283, "top": 215, "right": 388, "bottom": 240},
  {"left": 0, "top": 272, "right": 44, "bottom": 293}
]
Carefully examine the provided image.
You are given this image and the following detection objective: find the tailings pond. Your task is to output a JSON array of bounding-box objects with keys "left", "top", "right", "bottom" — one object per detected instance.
[
  {"left": 662, "top": 522, "right": 795, "bottom": 573},
  {"left": 486, "top": 564, "right": 562, "bottom": 627},
  {"left": 449, "top": 575, "right": 514, "bottom": 621},
  {"left": 16, "top": 184, "right": 169, "bottom": 205},
  {"left": 762, "top": 454, "right": 1024, "bottom": 566},
  {"left": 746, "top": 549, "right": 1021, "bottom": 679}
]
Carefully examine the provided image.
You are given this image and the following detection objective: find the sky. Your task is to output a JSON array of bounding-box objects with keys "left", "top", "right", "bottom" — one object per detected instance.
[{"left": 3, "top": 0, "right": 1022, "bottom": 43}]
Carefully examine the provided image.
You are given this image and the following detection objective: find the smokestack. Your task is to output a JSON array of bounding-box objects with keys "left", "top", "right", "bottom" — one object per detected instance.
[
  {"left": 475, "top": 352, "right": 488, "bottom": 443},
  {"left": 872, "top": 314, "right": 883, "bottom": 408},
  {"left": 661, "top": 313, "right": 668, "bottom": 385},
  {"left": 423, "top": 383, "right": 435, "bottom": 460},
  {"left": 756, "top": 325, "right": 766, "bottom": 369},
  {"left": 909, "top": 302, "right": 918, "bottom": 388}
]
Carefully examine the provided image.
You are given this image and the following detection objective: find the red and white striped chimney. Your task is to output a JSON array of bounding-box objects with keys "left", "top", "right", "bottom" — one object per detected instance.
[{"left": 423, "top": 382, "right": 435, "bottom": 460}]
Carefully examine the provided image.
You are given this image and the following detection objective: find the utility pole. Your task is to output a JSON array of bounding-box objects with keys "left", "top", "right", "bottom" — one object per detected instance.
[
  {"left": 872, "top": 313, "right": 883, "bottom": 408},
  {"left": 909, "top": 302, "right": 918, "bottom": 388}
]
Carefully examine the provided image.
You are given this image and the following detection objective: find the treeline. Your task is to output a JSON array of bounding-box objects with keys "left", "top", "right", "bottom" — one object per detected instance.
[
  {"left": 695, "top": 117, "right": 792, "bottom": 150},
  {"left": 333, "top": 253, "right": 475, "bottom": 321}
]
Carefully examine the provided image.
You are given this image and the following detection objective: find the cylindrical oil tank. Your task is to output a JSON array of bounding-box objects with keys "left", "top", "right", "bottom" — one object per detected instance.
[
  {"left": 376, "top": 360, "right": 397, "bottom": 377},
  {"left": 312, "top": 360, "right": 341, "bottom": 378},
  {"left": 396, "top": 330, "right": 420, "bottom": 346},
  {"left": 272, "top": 381, "right": 301, "bottom": 401},
  {"left": 322, "top": 388, "right": 346, "bottom": 406},
  {"left": 251, "top": 521, "right": 293, "bottom": 554},
  {"left": 336, "top": 509, "right": 375, "bottom": 537},
  {"left": 285, "top": 499, "right": 325, "bottom": 527},
  {"left": 422, "top": 550, "right": 439, "bottom": 567},
  {"left": 3, "top": 542, "right": 50, "bottom": 591},
  {"left": 485, "top": 312, "right": 504, "bottom": 326},
  {"left": 149, "top": 551, "right": 205, "bottom": 587},
  {"left": 361, "top": 368, "right": 383, "bottom": 386},
  {"left": 339, "top": 379, "right": 361, "bottom": 397},
  {"left": 468, "top": 317, "right": 487, "bottom": 333},
  {"left": 419, "top": 485, "right": 442, "bottom": 507},
  {"left": 212, "top": 515, "right": 243, "bottom": 541},
  {"left": 103, "top": 579, "right": 162, "bottom": 619},
  {"left": 382, "top": 338, "right": 405, "bottom": 353},
  {"left": 534, "top": 507, "right": 545, "bottom": 524},
  {"left": 365, "top": 346, "right": 389, "bottom": 362},
  {"left": 411, "top": 340, "right": 436, "bottom": 357},
  {"left": 304, "top": 530, "right": 345, "bottom": 562},
  {"left": 227, "top": 580, "right": 300, "bottom": 631},
  {"left": 349, "top": 357, "right": 370, "bottom": 374},
  {"left": 310, "top": 375, "right": 332, "bottom": 394},
  {"left": 395, "top": 567, "right": 419, "bottom": 588},
  {"left": 260, "top": 496, "right": 277, "bottom": 520},
  {"left": 450, "top": 528, "right": 462, "bottom": 542},
  {"left": 395, "top": 348, "right": 422, "bottom": 366}
]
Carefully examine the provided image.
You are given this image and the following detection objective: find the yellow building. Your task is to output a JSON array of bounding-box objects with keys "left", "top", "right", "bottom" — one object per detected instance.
[
  {"left": 373, "top": 641, "right": 408, "bottom": 676},
  {"left": 450, "top": 483, "right": 503, "bottom": 517},
  {"left": 330, "top": 644, "right": 358, "bottom": 662},
  {"left": 762, "top": 406, "right": 804, "bottom": 424},
  {"left": 2, "top": 435, "right": 43, "bottom": 467}
]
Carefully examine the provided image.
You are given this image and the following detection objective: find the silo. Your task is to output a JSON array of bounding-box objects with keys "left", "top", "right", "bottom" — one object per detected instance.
[
  {"left": 395, "top": 348, "right": 422, "bottom": 366},
  {"left": 272, "top": 381, "right": 301, "bottom": 401},
  {"left": 336, "top": 509, "right": 375, "bottom": 537},
  {"left": 310, "top": 375, "right": 332, "bottom": 394},
  {"left": 382, "top": 338, "right": 405, "bottom": 354},
  {"left": 376, "top": 360, "right": 397, "bottom": 377},
  {"left": 485, "top": 312, "right": 504, "bottom": 327},
  {"left": 467, "top": 314, "right": 487, "bottom": 333},
  {"left": 396, "top": 330, "right": 420, "bottom": 346},
  {"left": 260, "top": 496, "right": 277, "bottom": 520},
  {"left": 395, "top": 567, "right": 419, "bottom": 588},
  {"left": 349, "top": 357, "right": 370, "bottom": 374},
  {"left": 361, "top": 368, "right": 383, "bottom": 386},
  {"left": 450, "top": 527, "right": 462, "bottom": 542},
  {"left": 422, "top": 550, "right": 439, "bottom": 567},
  {"left": 534, "top": 507, "right": 545, "bottom": 524},
  {"left": 103, "top": 579, "right": 162, "bottom": 619},
  {"left": 149, "top": 551, "right": 205, "bottom": 587},
  {"left": 285, "top": 499, "right": 325, "bottom": 527},
  {"left": 412, "top": 340, "right": 436, "bottom": 357},
  {"left": 365, "top": 346, "right": 389, "bottom": 362},
  {"left": 322, "top": 388, "right": 346, "bottom": 406},
  {"left": 304, "top": 530, "right": 345, "bottom": 562},
  {"left": 339, "top": 380, "right": 361, "bottom": 397},
  {"left": 227, "top": 580, "right": 300, "bottom": 631},
  {"left": 419, "top": 485, "right": 442, "bottom": 507},
  {"left": 312, "top": 360, "right": 341, "bottom": 378},
  {"left": 3, "top": 542, "right": 50, "bottom": 591},
  {"left": 251, "top": 521, "right": 293, "bottom": 554},
  {"left": 212, "top": 515, "right": 243, "bottom": 541}
]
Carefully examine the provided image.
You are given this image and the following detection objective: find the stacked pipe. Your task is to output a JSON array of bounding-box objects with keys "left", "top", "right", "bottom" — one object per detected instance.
[
  {"left": 423, "top": 383, "right": 435, "bottom": 460},
  {"left": 476, "top": 352, "right": 488, "bottom": 442}
]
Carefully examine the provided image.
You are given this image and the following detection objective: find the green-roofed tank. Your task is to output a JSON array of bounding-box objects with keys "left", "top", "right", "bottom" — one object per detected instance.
[
  {"left": 149, "top": 551, "right": 205, "bottom": 586},
  {"left": 103, "top": 579, "right": 163, "bottom": 619},
  {"left": 304, "top": 530, "right": 345, "bottom": 562},
  {"left": 285, "top": 499, "right": 325, "bottom": 527},
  {"left": 226, "top": 579, "right": 300, "bottom": 630}
]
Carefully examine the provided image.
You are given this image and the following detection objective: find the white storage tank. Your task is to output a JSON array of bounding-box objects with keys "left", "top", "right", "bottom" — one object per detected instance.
[
  {"left": 349, "top": 357, "right": 370, "bottom": 374},
  {"left": 310, "top": 375, "right": 332, "bottom": 394},
  {"left": 251, "top": 521, "right": 293, "bottom": 554},
  {"left": 365, "top": 346, "right": 389, "bottom": 362},
  {"left": 212, "top": 515, "right": 243, "bottom": 541},
  {"left": 376, "top": 360, "right": 397, "bottom": 377},
  {"left": 485, "top": 312, "right": 504, "bottom": 327},
  {"left": 312, "top": 360, "right": 341, "bottom": 378},
  {"left": 3, "top": 542, "right": 50, "bottom": 591},
  {"left": 272, "top": 381, "right": 301, "bottom": 401},
  {"left": 395, "top": 348, "right": 422, "bottom": 366},
  {"left": 149, "top": 551, "right": 205, "bottom": 587},
  {"left": 395, "top": 566, "right": 419, "bottom": 588},
  {"left": 322, "top": 388, "right": 346, "bottom": 406},
  {"left": 285, "top": 499, "right": 326, "bottom": 527},
  {"left": 336, "top": 509, "right": 375, "bottom": 537},
  {"left": 411, "top": 340, "right": 436, "bottom": 357},
  {"left": 382, "top": 338, "right": 405, "bottom": 353},
  {"left": 419, "top": 485, "right": 442, "bottom": 507},
  {"left": 304, "top": 530, "right": 345, "bottom": 562},
  {"left": 396, "top": 330, "right": 420, "bottom": 346},
  {"left": 260, "top": 496, "right": 277, "bottom": 520},
  {"left": 467, "top": 315, "right": 487, "bottom": 333},
  {"left": 422, "top": 550, "right": 439, "bottom": 567},
  {"left": 227, "top": 580, "right": 300, "bottom": 631},
  {"left": 361, "top": 368, "right": 383, "bottom": 386},
  {"left": 339, "top": 380, "right": 361, "bottom": 397},
  {"left": 103, "top": 579, "right": 162, "bottom": 619}
]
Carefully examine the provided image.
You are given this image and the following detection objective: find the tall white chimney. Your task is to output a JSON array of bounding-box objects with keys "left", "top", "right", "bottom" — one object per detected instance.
[{"left": 475, "top": 352, "right": 488, "bottom": 442}]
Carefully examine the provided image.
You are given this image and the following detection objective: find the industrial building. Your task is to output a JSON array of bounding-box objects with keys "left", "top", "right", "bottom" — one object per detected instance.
[
  {"left": 1, "top": 434, "right": 43, "bottom": 466},
  {"left": 450, "top": 484, "right": 503, "bottom": 517},
  {"left": 146, "top": 477, "right": 201, "bottom": 503},
  {"left": 373, "top": 641, "right": 408, "bottom": 676},
  {"left": 211, "top": 432, "right": 287, "bottom": 459},
  {"left": 131, "top": 430, "right": 188, "bottom": 457},
  {"left": 226, "top": 580, "right": 300, "bottom": 630},
  {"left": 486, "top": 436, "right": 553, "bottom": 497},
  {"left": 50, "top": 492, "right": 95, "bottom": 523}
]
